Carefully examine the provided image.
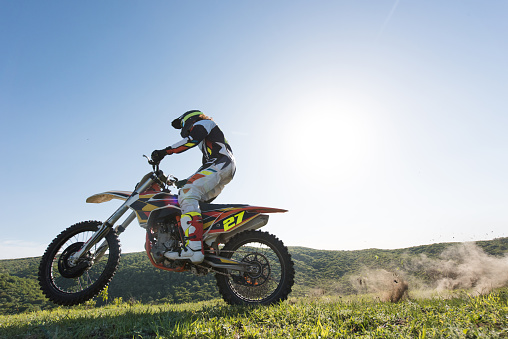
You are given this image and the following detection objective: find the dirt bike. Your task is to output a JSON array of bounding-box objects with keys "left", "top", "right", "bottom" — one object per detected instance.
[{"left": 38, "top": 157, "right": 294, "bottom": 306}]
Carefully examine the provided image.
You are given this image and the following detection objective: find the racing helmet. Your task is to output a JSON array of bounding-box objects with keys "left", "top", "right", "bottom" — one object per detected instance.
[{"left": 171, "top": 110, "right": 203, "bottom": 138}]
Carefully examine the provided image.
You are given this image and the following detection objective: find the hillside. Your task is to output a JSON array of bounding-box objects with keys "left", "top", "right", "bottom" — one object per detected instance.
[{"left": 1, "top": 237, "right": 508, "bottom": 315}]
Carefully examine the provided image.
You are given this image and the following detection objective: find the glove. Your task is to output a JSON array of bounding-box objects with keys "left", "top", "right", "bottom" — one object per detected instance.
[
  {"left": 151, "top": 149, "right": 167, "bottom": 163},
  {"left": 175, "top": 179, "right": 188, "bottom": 189}
]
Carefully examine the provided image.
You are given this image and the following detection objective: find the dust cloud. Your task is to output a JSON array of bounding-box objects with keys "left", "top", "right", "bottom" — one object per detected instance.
[
  {"left": 405, "top": 242, "right": 508, "bottom": 292},
  {"left": 352, "top": 269, "right": 408, "bottom": 302},
  {"left": 352, "top": 242, "right": 508, "bottom": 302}
]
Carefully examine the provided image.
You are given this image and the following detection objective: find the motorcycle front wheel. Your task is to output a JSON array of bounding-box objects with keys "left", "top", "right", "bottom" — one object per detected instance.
[
  {"left": 38, "top": 221, "right": 121, "bottom": 306},
  {"left": 215, "top": 230, "right": 295, "bottom": 305}
]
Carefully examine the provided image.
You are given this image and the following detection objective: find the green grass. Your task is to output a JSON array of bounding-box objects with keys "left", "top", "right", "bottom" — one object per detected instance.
[{"left": 2, "top": 290, "right": 508, "bottom": 338}]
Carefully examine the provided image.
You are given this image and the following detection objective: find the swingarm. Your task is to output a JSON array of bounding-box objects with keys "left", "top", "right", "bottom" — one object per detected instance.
[{"left": 204, "top": 255, "right": 261, "bottom": 274}]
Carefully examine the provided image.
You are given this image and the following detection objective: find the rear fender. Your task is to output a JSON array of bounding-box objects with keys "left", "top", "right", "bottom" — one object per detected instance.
[
  {"left": 208, "top": 214, "right": 270, "bottom": 245},
  {"left": 202, "top": 206, "right": 286, "bottom": 233},
  {"left": 202, "top": 205, "right": 287, "bottom": 245}
]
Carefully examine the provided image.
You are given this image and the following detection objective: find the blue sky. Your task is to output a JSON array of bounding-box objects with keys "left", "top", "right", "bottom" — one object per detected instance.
[{"left": 1, "top": 1, "right": 507, "bottom": 259}]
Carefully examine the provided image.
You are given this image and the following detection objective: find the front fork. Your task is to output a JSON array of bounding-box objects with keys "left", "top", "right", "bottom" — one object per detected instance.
[
  {"left": 69, "top": 176, "right": 156, "bottom": 264},
  {"left": 93, "top": 212, "right": 137, "bottom": 262}
]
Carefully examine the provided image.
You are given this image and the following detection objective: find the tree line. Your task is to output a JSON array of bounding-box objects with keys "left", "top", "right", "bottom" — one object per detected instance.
[{"left": 1, "top": 237, "right": 507, "bottom": 315}]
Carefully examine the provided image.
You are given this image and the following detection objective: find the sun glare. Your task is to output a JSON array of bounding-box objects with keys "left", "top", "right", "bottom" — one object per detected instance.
[{"left": 284, "top": 94, "right": 378, "bottom": 184}]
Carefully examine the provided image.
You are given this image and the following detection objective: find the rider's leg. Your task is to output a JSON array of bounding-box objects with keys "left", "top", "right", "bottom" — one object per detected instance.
[
  {"left": 164, "top": 167, "right": 221, "bottom": 263},
  {"left": 164, "top": 208, "right": 204, "bottom": 263},
  {"left": 164, "top": 163, "right": 235, "bottom": 264}
]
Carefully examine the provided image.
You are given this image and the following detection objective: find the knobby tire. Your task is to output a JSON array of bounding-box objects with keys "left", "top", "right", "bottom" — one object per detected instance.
[
  {"left": 215, "top": 230, "right": 295, "bottom": 305},
  {"left": 38, "top": 221, "right": 121, "bottom": 306}
]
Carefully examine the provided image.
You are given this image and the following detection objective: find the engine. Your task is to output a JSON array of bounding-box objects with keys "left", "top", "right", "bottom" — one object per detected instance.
[{"left": 149, "top": 218, "right": 180, "bottom": 263}]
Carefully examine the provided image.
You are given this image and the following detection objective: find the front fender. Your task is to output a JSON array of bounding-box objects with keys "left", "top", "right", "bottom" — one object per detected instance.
[{"left": 86, "top": 191, "right": 132, "bottom": 203}]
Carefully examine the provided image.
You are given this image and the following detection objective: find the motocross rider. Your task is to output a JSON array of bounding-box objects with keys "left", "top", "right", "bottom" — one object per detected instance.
[{"left": 151, "top": 110, "right": 236, "bottom": 264}]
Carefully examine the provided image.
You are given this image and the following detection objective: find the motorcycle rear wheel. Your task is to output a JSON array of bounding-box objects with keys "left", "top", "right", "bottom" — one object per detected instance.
[
  {"left": 215, "top": 230, "right": 295, "bottom": 305},
  {"left": 38, "top": 221, "right": 121, "bottom": 306}
]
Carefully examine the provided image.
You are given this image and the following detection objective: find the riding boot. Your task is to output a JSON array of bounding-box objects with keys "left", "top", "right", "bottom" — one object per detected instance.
[{"left": 164, "top": 212, "right": 204, "bottom": 264}]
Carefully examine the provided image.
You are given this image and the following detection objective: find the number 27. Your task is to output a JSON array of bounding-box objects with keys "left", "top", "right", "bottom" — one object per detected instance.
[{"left": 223, "top": 211, "right": 245, "bottom": 231}]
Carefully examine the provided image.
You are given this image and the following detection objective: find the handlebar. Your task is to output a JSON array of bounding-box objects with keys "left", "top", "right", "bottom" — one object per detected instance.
[
  {"left": 143, "top": 154, "right": 178, "bottom": 188},
  {"left": 143, "top": 154, "right": 160, "bottom": 172}
]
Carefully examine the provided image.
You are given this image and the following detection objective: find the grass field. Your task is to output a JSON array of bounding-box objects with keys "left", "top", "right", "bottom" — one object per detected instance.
[{"left": 2, "top": 289, "right": 508, "bottom": 338}]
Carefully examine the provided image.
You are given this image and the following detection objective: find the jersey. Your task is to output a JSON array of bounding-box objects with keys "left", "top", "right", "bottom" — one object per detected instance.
[{"left": 167, "top": 119, "right": 234, "bottom": 170}]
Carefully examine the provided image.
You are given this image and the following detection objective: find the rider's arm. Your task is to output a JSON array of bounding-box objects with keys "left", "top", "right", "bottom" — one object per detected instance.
[
  {"left": 166, "top": 137, "right": 199, "bottom": 154},
  {"left": 165, "top": 122, "right": 208, "bottom": 155}
]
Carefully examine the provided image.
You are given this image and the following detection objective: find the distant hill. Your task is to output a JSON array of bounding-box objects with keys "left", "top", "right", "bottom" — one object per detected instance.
[{"left": 1, "top": 237, "right": 508, "bottom": 315}]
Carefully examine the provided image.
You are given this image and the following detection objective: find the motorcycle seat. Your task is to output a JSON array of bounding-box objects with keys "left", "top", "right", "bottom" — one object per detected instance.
[{"left": 199, "top": 202, "right": 249, "bottom": 212}]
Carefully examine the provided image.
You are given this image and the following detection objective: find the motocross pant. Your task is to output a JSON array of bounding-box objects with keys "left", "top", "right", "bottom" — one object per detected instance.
[
  {"left": 177, "top": 160, "right": 236, "bottom": 256},
  {"left": 178, "top": 160, "right": 236, "bottom": 215}
]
